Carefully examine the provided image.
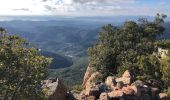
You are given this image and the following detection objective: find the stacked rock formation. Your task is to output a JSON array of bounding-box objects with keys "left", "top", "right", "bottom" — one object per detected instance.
[{"left": 79, "top": 68, "right": 168, "bottom": 100}]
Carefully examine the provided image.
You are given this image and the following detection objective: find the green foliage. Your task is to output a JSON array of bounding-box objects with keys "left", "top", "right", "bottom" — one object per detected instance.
[
  {"left": 156, "top": 40, "right": 170, "bottom": 49},
  {"left": 88, "top": 44, "right": 116, "bottom": 74},
  {"left": 160, "top": 50, "right": 170, "bottom": 88},
  {"left": 136, "top": 55, "right": 161, "bottom": 80},
  {"left": 88, "top": 14, "right": 167, "bottom": 83},
  {"left": 72, "top": 85, "right": 83, "bottom": 92},
  {"left": 0, "top": 28, "right": 52, "bottom": 100}
]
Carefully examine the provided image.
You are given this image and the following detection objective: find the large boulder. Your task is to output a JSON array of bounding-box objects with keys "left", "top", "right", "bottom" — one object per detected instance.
[
  {"left": 82, "top": 64, "right": 94, "bottom": 88},
  {"left": 85, "top": 72, "right": 102, "bottom": 90},
  {"left": 80, "top": 83, "right": 108, "bottom": 99},
  {"left": 42, "top": 78, "right": 67, "bottom": 100}
]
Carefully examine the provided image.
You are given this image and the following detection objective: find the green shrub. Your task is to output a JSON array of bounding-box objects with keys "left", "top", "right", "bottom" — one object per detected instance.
[
  {"left": 72, "top": 85, "right": 83, "bottom": 92},
  {"left": 167, "top": 87, "right": 170, "bottom": 97},
  {"left": 0, "top": 28, "right": 52, "bottom": 99}
]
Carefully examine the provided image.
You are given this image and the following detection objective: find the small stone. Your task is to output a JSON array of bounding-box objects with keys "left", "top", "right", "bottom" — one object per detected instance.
[
  {"left": 99, "top": 92, "right": 109, "bottom": 100},
  {"left": 159, "top": 93, "right": 168, "bottom": 100}
]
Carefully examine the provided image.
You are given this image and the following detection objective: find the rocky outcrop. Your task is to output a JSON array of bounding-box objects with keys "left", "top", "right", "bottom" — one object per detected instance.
[
  {"left": 42, "top": 78, "right": 67, "bottom": 100},
  {"left": 79, "top": 70, "right": 168, "bottom": 100},
  {"left": 84, "top": 72, "right": 102, "bottom": 90},
  {"left": 82, "top": 64, "right": 95, "bottom": 88}
]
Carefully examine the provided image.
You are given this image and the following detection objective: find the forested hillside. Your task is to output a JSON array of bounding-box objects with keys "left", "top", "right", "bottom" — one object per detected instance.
[{"left": 0, "top": 17, "right": 170, "bottom": 87}]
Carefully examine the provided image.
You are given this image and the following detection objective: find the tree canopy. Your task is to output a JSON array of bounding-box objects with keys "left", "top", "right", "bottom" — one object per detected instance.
[
  {"left": 0, "top": 28, "right": 52, "bottom": 99},
  {"left": 88, "top": 14, "right": 169, "bottom": 85}
]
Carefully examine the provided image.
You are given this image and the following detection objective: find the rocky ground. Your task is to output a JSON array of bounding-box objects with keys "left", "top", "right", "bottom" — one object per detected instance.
[{"left": 42, "top": 65, "right": 169, "bottom": 100}]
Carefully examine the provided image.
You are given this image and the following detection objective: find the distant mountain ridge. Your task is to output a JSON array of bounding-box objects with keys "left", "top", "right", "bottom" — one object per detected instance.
[{"left": 0, "top": 15, "right": 170, "bottom": 21}]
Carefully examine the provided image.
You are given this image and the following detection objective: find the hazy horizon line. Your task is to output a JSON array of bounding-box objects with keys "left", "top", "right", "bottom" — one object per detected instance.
[{"left": 0, "top": 15, "right": 169, "bottom": 22}]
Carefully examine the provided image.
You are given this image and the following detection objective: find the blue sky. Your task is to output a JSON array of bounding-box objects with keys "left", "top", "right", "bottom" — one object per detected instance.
[{"left": 0, "top": 0, "right": 169, "bottom": 16}]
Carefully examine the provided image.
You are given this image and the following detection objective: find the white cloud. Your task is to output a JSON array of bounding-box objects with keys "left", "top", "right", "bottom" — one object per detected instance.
[
  {"left": 72, "top": 0, "right": 136, "bottom": 4},
  {"left": 0, "top": 0, "right": 169, "bottom": 16},
  {"left": 0, "top": 0, "right": 47, "bottom": 15}
]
